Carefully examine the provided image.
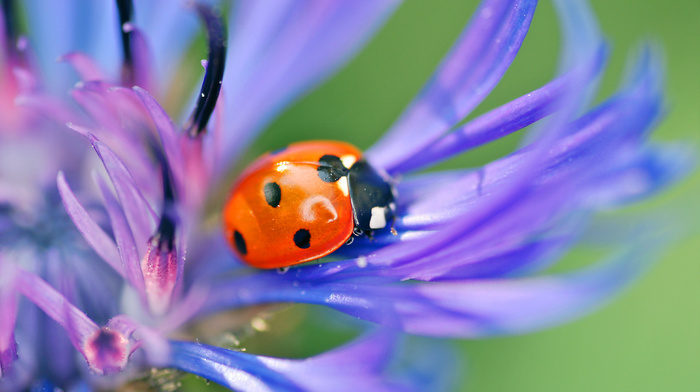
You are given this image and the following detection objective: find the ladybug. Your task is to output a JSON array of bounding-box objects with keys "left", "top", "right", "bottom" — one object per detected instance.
[{"left": 223, "top": 141, "right": 396, "bottom": 269}]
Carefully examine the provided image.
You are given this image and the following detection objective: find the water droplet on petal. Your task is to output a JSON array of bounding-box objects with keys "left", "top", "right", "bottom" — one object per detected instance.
[
  {"left": 251, "top": 317, "right": 269, "bottom": 332},
  {"left": 277, "top": 266, "right": 290, "bottom": 274}
]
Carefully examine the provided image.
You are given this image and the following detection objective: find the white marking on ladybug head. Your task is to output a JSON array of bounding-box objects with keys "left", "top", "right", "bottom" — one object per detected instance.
[
  {"left": 300, "top": 195, "right": 338, "bottom": 223},
  {"left": 337, "top": 178, "right": 349, "bottom": 197},
  {"left": 340, "top": 154, "right": 357, "bottom": 169},
  {"left": 369, "top": 206, "right": 387, "bottom": 229}
]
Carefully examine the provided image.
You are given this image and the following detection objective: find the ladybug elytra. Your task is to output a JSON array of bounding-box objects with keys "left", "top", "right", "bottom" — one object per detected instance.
[{"left": 223, "top": 141, "right": 396, "bottom": 269}]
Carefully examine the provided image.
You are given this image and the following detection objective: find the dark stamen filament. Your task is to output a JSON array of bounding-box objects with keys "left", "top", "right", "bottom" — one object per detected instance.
[
  {"left": 151, "top": 146, "right": 177, "bottom": 252},
  {"left": 115, "top": 0, "right": 134, "bottom": 85},
  {"left": 1, "top": 0, "right": 18, "bottom": 56},
  {"left": 186, "top": 4, "right": 227, "bottom": 137}
]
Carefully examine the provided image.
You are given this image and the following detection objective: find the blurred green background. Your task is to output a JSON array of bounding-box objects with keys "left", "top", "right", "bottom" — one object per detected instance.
[{"left": 192, "top": 0, "right": 699, "bottom": 391}]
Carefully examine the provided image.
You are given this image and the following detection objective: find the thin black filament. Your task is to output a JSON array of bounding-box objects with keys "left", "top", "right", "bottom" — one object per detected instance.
[
  {"left": 115, "top": 0, "right": 135, "bottom": 85},
  {"left": 186, "top": 4, "right": 227, "bottom": 137},
  {"left": 1, "top": 0, "right": 18, "bottom": 57},
  {"left": 151, "top": 142, "right": 177, "bottom": 252}
]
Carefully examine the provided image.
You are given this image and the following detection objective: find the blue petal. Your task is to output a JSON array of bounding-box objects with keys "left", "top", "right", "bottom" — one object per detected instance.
[
  {"left": 168, "top": 331, "right": 450, "bottom": 391},
  {"left": 218, "top": 0, "right": 402, "bottom": 173},
  {"left": 367, "top": 0, "right": 537, "bottom": 172},
  {"left": 552, "top": 0, "right": 603, "bottom": 74},
  {"left": 23, "top": 0, "right": 120, "bottom": 90},
  {"left": 131, "top": 0, "right": 203, "bottom": 90},
  {"left": 23, "top": 0, "right": 207, "bottom": 91},
  {"left": 367, "top": 46, "right": 666, "bottom": 279},
  {"left": 195, "top": 44, "right": 680, "bottom": 337},
  {"left": 392, "top": 45, "right": 608, "bottom": 173},
  {"left": 580, "top": 143, "right": 695, "bottom": 208},
  {"left": 0, "top": 262, "right": 18, "bottom": 378},
  {"left": 274, "top": 47, "right": 668, "bottom": 283},
  {"left": 201, "top": 234, "right": 662, "bottom": 338}
]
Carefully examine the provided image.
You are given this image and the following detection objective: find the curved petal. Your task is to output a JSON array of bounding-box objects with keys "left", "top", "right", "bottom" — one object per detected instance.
[
  {"left": 391, "top": 45, "right": 607, "bottom": 173},
  {"left": 218, "top": 0, "right": 402, "bottom": 172},
  {"left": 355, "top": 46, "right": 665, "bottom": 280},
  {"left": 23, "top": 0, "right": 120, "bottom": 90},
  {"left": 201, "top": 235, "right": 661, "bottom": 338},
  {"left": 367, "top": 0, "right": 537, "bottom": 172},
  {"left": 168, "top": 331, "right": 453, "bottom": 391},
  {"left": 132, "top": 87, "right": 186, "bottom": 194},
  {"left": 57, "top": 172, "right": 122, "bottom": 278},
  {"left": 12, "top": 269, "right": 98, "bottom": 347},
  {"left": 23, "top": 0, "right": 205, "bottom": 91},
  {"left": 95, "top": 176, "right": 146, "bottom": 299},
  {"left": 90, "top": 135, "right": 158, "bottom": 253},
  {"left": 69, "top": 82, "right": 161, "bottom": 197},
  {"left": 132, "top": 0, "right": 202, "bottom": 90},
  {"left": 580, "top": 143, "right": 695, "bottom": 208},
  {"left": 0, "top": 258, "right": 18, "bottom": 376}
]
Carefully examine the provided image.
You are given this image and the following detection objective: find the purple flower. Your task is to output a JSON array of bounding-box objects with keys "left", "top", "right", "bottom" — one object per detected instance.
[{"left": 0, "top": 0, "right": 690, "bottom": 390}]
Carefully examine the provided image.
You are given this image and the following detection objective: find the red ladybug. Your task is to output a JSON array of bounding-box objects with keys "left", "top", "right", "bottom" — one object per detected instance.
[{"left": 223, "top": 141, "right": 396, "bottom": 269}]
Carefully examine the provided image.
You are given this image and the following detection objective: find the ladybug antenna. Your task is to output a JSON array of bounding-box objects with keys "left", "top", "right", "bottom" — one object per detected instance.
[
  {"left": 1, "top": 0, "right": 19, "bottom": 57},
  {"left": 151, "top": 144, "right": 177, "bottom": 252},
  {"left": 115, "top": 0, "right": 136, "bottom": 85},
  {"left": 185, "top": 3, "right": 227, "bottom": 138}
]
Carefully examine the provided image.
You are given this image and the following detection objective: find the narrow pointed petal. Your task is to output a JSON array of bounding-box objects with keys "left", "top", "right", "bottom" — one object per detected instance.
[
  {"left": 90, "top": 134, "right": 158, "bottom": 254},
  {"left": 131, "top": 0, "right": 200, "bottom": 89},
  {"left": 580, "top": 144, "right": 694, "bottom": 208},
  {"left": 392, "top": 46, "right": 607, "bottom": 173},
  {"left": 0, "top": 260, "right": 19, "bottom": 376},
  {"left": 10, "top": 267, "right": 134, "bottom": 375},
  {"left": 198, "top": 47, "right": 674, "bottom": 330},
  {"left": 553, "top": 0, "right": 602, "bottom": 73},
  {"left": 367, "top": 0, "right": 537, "bottom": 171},
  {"left": 23, "top": 0, "right": 120, "bottom": 90},
  {"left": 121, "top": 23, "right": 153, "bottom": 89},
  {"left": 132, "top": 86, "right": 186, "bottom": 194},
  {"left": 58, "top": 52, "right": 108, "bottom": 82},
  {"left": 169, "top": 331, "right": 435, "bottom": 392},
  {"left": 13, "top": 269, "right": 99, "bottom": 345},
  {"left": 549, "top": 0, "right": 603, "bottom": 112},
  {"left": 202, "top": 236, "right": 660, "bottom": 338},
  {"left": 391, "top": 244, "right": 659, "bottom": 337},
  {"left": 70, "top": 83, "right": 161, "bottom": 196},
  {"left": 57, "top": 172, "right": 123, "bottom": 278},
  {"left": 96, "top": 176, "right": 146, "bottom": 298},
  {"left": 365, "top": 47, "right": 666, "bottom": 279},
  {"left": 219, "top": 0, "right": 402, "bottom": 171}
]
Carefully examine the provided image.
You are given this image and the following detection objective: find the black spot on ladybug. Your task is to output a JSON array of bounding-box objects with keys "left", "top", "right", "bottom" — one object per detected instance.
[
  {"left": 233, "top": 230, "right": 247, "bottom": 255},
  {"left": 293, "top": 229, "right": 311, "bottom": 249},
  {"left": 317, "top": 155, "right": 348, "bottom": 183},
  {"left": 263, "top": 182, "right": 281, "bottom": 207}
]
